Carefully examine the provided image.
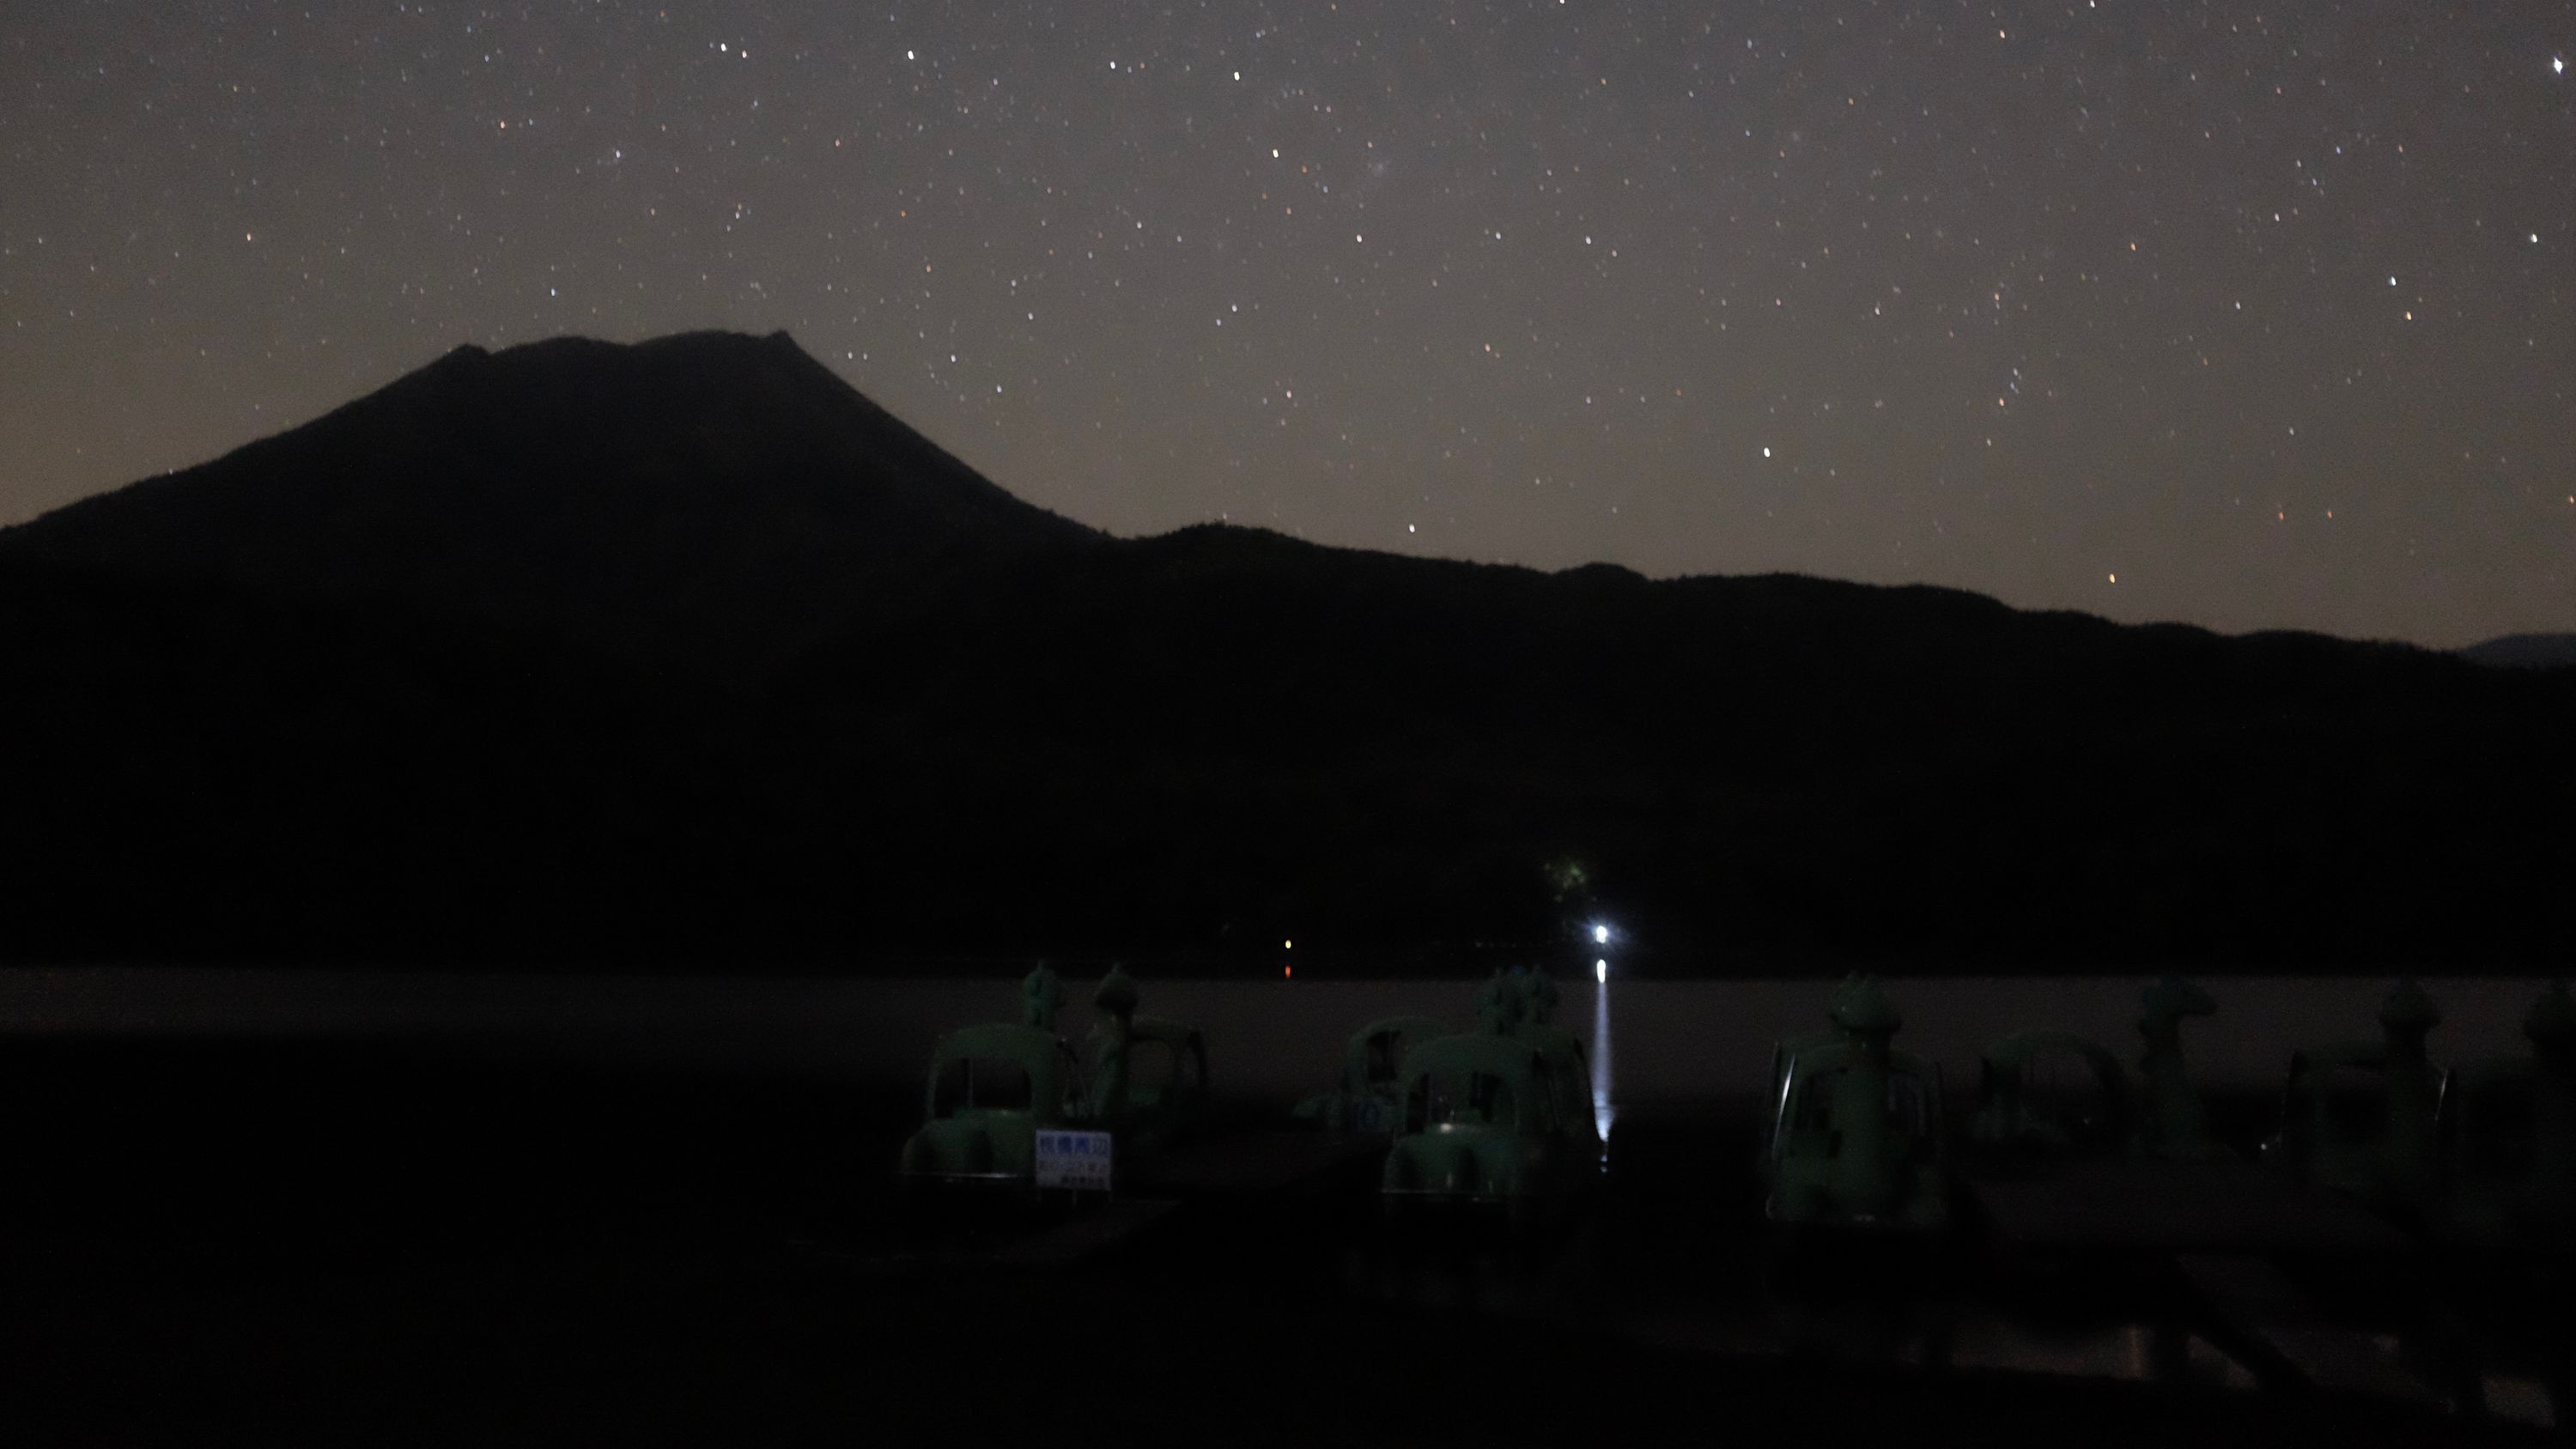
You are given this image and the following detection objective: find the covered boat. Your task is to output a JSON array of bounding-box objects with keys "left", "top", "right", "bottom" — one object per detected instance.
[
  {"left": 2259, "top": 978, "right": 2448, "bottom": 1218},
  {"left": 1761, "top": 976, "right": 1949, "bottom": 1229},
  {"left": 898, "top": 967, "right": 1089, "bottom": 1189},
  {"left": 1295, "top": 1015, "right": 1450, "bottom": 1135},
  {"left": 1381, "top": 1029, "right": 1601, "bottom": 1227}
]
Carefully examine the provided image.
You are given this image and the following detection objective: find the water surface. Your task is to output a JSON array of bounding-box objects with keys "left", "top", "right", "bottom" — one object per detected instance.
[{"left": 3, "top": 967, "right": 2559, "bottom": 1109}]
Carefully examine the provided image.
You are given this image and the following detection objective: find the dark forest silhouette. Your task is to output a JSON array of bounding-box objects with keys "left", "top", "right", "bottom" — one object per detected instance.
[{"left": 3, "top": 331, "right": 2567, "bottom": 972}]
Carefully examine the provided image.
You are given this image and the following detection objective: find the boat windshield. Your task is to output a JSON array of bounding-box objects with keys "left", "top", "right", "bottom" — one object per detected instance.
[
  {"left": 1549, "top": 1058, "right": 1592, "bottom": 1121},
  {"left": 1407, "top": 1070, "right": 1520, "bottom": 1132},
  {"left": 2021, "top": 1049, "right": 2110, "bottom": 1125},
  {"left": 2321, "top": 1067, "right": 2392, "bottom": 1143},
  {"left": 1783, "top": 1065, "right": 1936, "bottom": 1156},
  {"left": 1128, "top": 1037, "right": 1180, "bottom": 1098},
  {"left": 933, "top": 1056, "right": 1036, "bottom": 1116},
  {"left": 1364, "top": 1031, "right": 1406, "bottom": 1086},
  {"left": 2458, "top": 1078, "right": 2535, "bottom": 1179}
]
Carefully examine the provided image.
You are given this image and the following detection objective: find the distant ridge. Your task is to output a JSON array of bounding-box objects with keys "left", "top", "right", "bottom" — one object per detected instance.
[
  {"left": 3, "top": 330, "right": 2570, "bottom": 971},
  {"left": 2458, "top": 634, "right": 2576, "bottom": 670},
  {"left": 0, "top": 330, "right": 1099, "bottom": 680}
]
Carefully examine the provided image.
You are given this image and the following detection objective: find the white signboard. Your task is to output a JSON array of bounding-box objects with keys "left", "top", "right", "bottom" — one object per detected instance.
[{"left": 1033, "top": 1130, "right": 1114, "bottom": 1191}]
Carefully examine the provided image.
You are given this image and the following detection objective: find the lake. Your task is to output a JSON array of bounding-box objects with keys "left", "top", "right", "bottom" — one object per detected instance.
[{"left": 3, "top": 967, "right": 2561, "bottom": 1115}]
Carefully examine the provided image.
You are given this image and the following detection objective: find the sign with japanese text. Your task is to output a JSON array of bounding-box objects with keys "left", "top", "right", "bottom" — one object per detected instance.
[{"left": 1033, "top": 1130, "right": 1113, "bottom": 1191}]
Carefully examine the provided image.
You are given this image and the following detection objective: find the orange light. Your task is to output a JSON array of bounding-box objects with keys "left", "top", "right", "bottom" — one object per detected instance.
[{"left": 1284, "top": 965, "right": 1292, "bottom": 979}]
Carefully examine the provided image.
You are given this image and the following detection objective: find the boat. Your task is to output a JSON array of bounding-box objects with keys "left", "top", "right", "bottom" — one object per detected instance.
[
  {"left": 1470, "top": 965, "right": 1607, "bottom": 1162},
  {"left": 1378, "top": 968, "right": 1602, "bottom": 1227},
  {"left": 896, "top": 963, "right": 1208, "bottom": 1193},
  {"left": 1380, "top": 1031, "right": 1601, "bottom": 1228},
  {"left": 1969, "top": 1029, "right": 2134, "bottom": 1159},
  {"left": 897, "top": 966, "right": 1091, "bottom": 1191},
  {"left": 2134, "top": 975, "right": 2230, "bottom": 1161},
  {"left": 1760, "top": 976, "right": 1949, "bottom": 1229},
  {"left": 1078, "top": 964, "right": 1210, "bottom": 1158},
  {"left": 2437, "top": 980, "right": 2574, "bottom": 1251},
  {"left": 2258, "top": 979, "right": 2447, "bottom": 1219},
  {"left": 1294, "top": 1015, "right": 1450, "bottom": 1134}
]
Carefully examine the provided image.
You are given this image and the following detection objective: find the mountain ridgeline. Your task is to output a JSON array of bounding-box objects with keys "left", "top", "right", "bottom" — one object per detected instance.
[
  {"left": 3, "top": 331, "right": 2567, "bottom": 973},
  {"left": 6, "top": 331, "right": 1099, "bottom": 682}
]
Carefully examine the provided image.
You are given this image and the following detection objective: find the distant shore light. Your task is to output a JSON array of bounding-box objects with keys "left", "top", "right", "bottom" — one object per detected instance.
[{"left": 1592, "top": 923, "right": 1610, "bottom": 944}]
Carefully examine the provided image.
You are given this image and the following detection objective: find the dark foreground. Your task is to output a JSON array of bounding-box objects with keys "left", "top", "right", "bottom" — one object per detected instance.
[{"left": 3, "top": 1037, "right": 2561, "bottom": 1446}]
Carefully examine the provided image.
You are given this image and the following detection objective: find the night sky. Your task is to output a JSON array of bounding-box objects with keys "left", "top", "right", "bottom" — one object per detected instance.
[{"left": 2, "top": 3, "right": 2567, "bottom": 647}]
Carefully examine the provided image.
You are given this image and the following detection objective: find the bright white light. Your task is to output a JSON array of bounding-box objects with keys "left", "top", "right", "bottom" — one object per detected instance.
[
  {"left": 1591, "top": 964, "right": 1615, "bottom": 1145},
  {"left": 1593, "top": 923, "right": 1610, "bottom": 944}
]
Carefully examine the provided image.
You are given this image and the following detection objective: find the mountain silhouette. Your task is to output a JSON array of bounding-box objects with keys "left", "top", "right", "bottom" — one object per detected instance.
[
  {"left": 0, "top": 331, "right": 1098, "bottom": 682},
  {"left": 3, "top": 332, "right": 2569, "bottom": 971},
  {"left": 767, "top": 520, "right": 2574, "bottom": 967},
  {"left": 2458, "top": 634, "right": 2576, "bottom": 671}
]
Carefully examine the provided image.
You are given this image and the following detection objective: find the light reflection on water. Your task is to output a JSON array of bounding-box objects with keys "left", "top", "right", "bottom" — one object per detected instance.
[{"left": 1590, "top": 974, "right": 1615, "bottom": 1146}]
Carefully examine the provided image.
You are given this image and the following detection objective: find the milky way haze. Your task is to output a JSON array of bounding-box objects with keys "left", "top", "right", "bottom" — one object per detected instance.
[{"left": 1, "top": 2, "right": 2567, "bottom": 646}]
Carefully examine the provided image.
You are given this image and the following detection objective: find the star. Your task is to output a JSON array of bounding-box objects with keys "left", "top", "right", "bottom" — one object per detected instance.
[{"left": 0, "top": 2, "right": 2561, "bottom": 649}]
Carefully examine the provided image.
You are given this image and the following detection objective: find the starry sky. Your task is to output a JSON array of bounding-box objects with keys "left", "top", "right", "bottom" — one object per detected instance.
[{"left": 1, "top": 2, "right": 2567, "bottom": 647}]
